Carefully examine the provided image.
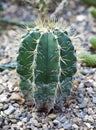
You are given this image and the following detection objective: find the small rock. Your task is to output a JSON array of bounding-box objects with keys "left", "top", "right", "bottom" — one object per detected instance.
[
  {"left": 17, "top": 121, "right": 23, "bottom": 126},
  {"left": 22, "top": 118, "right": 28, "bottom": 123},
  {"left": 81, "top": 69, "right": 89, "bottom": 75},
  {"left": 77, "top": 97, "right": 83, "bottom": 103},
  {"left": 59, "top": 128, "right": 64, "bottom": 130},
  {"left": 30, "top": 118, "right": 38, "bottom": 126},
  {"left": 3, "top": 125, "right": 10, "bottom": 130},
  {"left": 0, "top": 117, "right": 3, "bottom": 127},
  {"left": 84, "top": 115, "right": 94, "bottom": 123},
  {"left": 0, "top": 85, "right": 4, "bottom": 94},
  {"left": 0, "top": 103, "right": 3, "bottom": 110},
  {"left": 85, "top": 123, "right": 91, "bottom": 129},
  {"left": 79, "top": 98, "right": 88, "bottom": 109},
  {"left": 60, "top": 116, "right": 67, "bottom": 123},
  {"left": 3, "top": 104, "right": 9, "bottom": 110},
  {"left": 76, "top": 14, "right": 86, "bottom": 21},
  {"left": 86, "top": 87, "right": 93, "bottom": 94},
  {"left": 84, "top": 81, "right": 93, "bottom": 88},
  {"left": 10, "top": 93, "right": 25, "bottom": 104},
  {"left": 0, "top": 94, "right": 8, "bottom": 103},
  {"left": 63, "top": 123, "right": 72, "bottom": 129},
  {"left": 4, "top": 105, "right": 15, "bottom": 115},
  {"left": 42, "top": 124, "right": 48, "bottom": 129},
  {"left": 76, "top": 117, "right": 82, "bottom": 123},
  {"left": 53, "top": 119, "right": 59, "bottom": 125},
  {"left": 48, "top": 114, "right": 56, "bottom": 120},
  {"left": 72, "top": 124, "right": 79, "bottom": 129},
  {"left": 93, "top": 96, "right": 96, "bottom": 104}
]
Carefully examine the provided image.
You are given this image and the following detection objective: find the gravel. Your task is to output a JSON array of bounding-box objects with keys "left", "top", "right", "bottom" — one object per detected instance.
[
  {"left": 4, "top": 105, "right": 15, "bottom": 115},
  {"left": 79, "top": 98, "right": 88, "bottom": 109},
  {"left": 93, "top": 96, "right": 96, "bottom": 104},
  {"left": 0, "top": 0, "right": 96, "bottom": 129}
]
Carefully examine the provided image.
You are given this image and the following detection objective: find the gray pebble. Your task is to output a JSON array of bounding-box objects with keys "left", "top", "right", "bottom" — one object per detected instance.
[
  {"left": 79, "top": 98, "right": 88, "bottom": 109},
  {"left": 3, "top": 104, "right": 9, "bottom": 110},
  {"left": 60, "top": 116, "right": 67, "bottom": 123},
  {"left": 77, "top": 97, "right": 83, "bottom": 103},
  {"left": 86, "top": 87, "right": 93, "bottom": 94},
  {"left": 81, "top": 69, "right": 89, "bottom": 75},
  {"left": 0, "top": 85, "right": 4, "bottom": 94},
  {"left": 4, "top": 105, "right": 15, "bottom": 115},
  {"left": 93, "top": 96, "right": 96, "bottom": 104},
  {"left": 0, "top": 103, "right": 3, "bottom": 110},
  {"left": 0, "top": 94, "right": 8, "bottom": 103},
  {"left": 53, "top": 119, "right": 59, "bottom": 125},
  {"left": 0, "top": 117, "right": 3, "bottom": 127},
  {"left": 63, "top": 123, "right": 72, "bottom": 129},
  {"left": 22, "top": 117, "right": 28, "bottom": 123}
]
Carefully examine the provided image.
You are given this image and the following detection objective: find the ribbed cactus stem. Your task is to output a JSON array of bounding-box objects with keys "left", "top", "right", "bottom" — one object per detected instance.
[{"left": 17, "top": 22, "right": 77, "bottom": 111}]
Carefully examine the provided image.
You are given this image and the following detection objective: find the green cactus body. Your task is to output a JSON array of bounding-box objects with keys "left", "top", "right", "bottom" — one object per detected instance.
[
  {"left": 82, "top": 0, "right": 96, "bottom": 6},
  {"left": 89, "top": 37, "right": 96, "bottom": 50},
  {"left": 89, "top": 7, "right": 96, "bottom": 18},
  {"left": 17, "top": 23, "right": 77, "bottom": 110},
  {"left": 79, "top": 52, "right": 96, "bottom": 67}
]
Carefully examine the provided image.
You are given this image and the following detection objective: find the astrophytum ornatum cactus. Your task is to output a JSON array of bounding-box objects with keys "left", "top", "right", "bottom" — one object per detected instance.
[{"left": 17, "top": 22, "right": 77, "bottom": 111}]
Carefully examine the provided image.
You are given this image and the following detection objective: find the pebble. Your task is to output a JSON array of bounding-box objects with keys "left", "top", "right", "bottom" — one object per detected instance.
[
  {"left": 53, "top": 119, "right": 59, "bottom": 125},
  {"left": 79, "top": 98, "right": 88, "bottom": 109},
  {"left": 63, "top": 123, "right": 72, "bottom": 129},
  {"left": 60, "top": 116, "right": 67, "bottom": 123},
  {"left": 10, "top": 93, "right": 25, "bottom": 104},
  {"left": 77, "top": 97, "right": 83, "bottom": 103},
  {"left": 72, "top": 124, "right": 79, "bottom": 129},
  {"left": 0, "top": 94, "right": 8, "bottom": 103},
  {"left": 4, "top": 105, "right": 15, "bottom": 115},
  {"left": 81, "top": 69, "right": 89, "bottom": 75},
  {"left": 84, "top": 81, "right": 93, "bottom": 88},
  {"left": 3, "top": 104, "right": 9, "bottom": 110},
  {"left": 85, "top": 123, "right": 91, "bottom": 129},
  {"left": 86, "top": 87, "right": 93, "bottom": 94},
  {"left": 59, "top": 128, "right": 64, "bottom": 130},
  {"left": 0, "top": 117, "right": 3, "bottom": 127},
  {"left": 0, "top": 85, "right": 4, "bottom": 94},
  {"left": 0, "top": 103, "right": 3, "bottom": 110},
  {"left": 48, "top": 114, "right": 56, "bottom": 120},
  {"left": 22, "top": 117, "right": 28, "bottom": 123},
  {"left": 76, "top": 14, "right": 86, "bottom": 21},
  {"left": 17, "top": 121, "right": 23, "bottom": 126},
  {"left": 93, "top": 96, "right": 96, "bottom": 104}
]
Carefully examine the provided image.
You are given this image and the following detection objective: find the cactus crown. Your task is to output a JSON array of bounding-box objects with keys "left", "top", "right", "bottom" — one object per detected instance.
[{"left": 17, "top": 21, "right": 77, "bottom": 111}]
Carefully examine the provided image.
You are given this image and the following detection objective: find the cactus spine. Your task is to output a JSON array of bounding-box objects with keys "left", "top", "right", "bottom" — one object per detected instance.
[{"left": 17, "top": 22, "right": 77, "bottom": 111}]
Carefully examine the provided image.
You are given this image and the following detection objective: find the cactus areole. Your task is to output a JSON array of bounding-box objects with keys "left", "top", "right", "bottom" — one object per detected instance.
[{"left": 17, "top": 22, "right": 77, "bottom": 111}]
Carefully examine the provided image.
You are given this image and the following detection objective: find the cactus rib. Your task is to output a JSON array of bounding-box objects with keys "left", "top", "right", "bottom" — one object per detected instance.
[{"left": 17, "top": 22, "right": 77, "bottom": 111}]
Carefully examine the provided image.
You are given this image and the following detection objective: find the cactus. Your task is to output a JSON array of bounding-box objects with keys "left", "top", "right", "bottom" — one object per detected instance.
[
  {"left": 79, "top": 52, "right": 96, "bottom": 67},
  {"left": 89, "top": 37, "right": 96, "bottom": 50},
  {"left": 82, "top": 0, "right": 96, "bottom": 7},
  {"left": 89, "top": 7, "right": 96, "bottom": 18},
  {"left": 17, "top": 22, "right": 77, "bottom": 111}
]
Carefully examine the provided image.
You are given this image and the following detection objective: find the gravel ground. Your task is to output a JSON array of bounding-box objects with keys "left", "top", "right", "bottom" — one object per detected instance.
[{"left": 0, "top": 0, "right": 96, "bottom": 130}]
